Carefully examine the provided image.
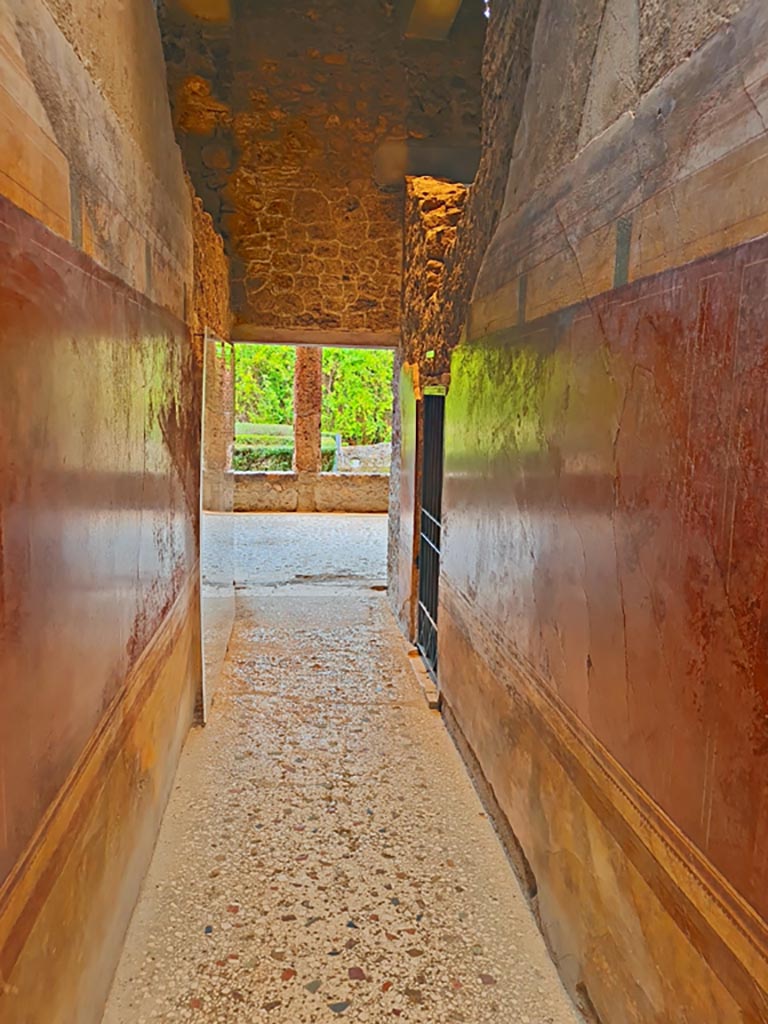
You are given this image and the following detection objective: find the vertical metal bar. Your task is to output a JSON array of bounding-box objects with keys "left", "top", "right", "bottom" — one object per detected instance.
[{"left": 417, "top": 394, "right": 445, "bottom": 679}]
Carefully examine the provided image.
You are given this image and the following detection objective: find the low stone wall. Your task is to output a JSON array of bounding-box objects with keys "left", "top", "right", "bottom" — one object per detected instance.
[
  {"left": 234, "top": 472, "right": 300, "bottom": 512},
  {"left": 313, "top": 474, "right": 389, "bottom": 513},
  {"left": 234, "top": 472, "right": 389, "bottom": 513}
]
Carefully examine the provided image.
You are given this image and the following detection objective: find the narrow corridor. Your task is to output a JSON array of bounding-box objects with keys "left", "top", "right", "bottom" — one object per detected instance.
[{"left": 102, "top": 514, "right": 579, "bottom": 1024}]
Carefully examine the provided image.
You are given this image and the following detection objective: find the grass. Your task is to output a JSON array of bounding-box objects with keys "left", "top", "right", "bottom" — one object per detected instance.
[
  {"left": 232, "top": 426, "right": 337, "bottom": 472},
  {"left": 236, "top": 422, "right": 336, "bottom": 443},
  {"left": 235, "top": 422, "right": 293, "bottom": 437}
]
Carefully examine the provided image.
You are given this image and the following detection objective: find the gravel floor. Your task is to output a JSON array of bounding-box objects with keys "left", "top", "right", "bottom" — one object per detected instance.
[{"left": 102, "top": 514, "right": 580, "bottom": 1024}]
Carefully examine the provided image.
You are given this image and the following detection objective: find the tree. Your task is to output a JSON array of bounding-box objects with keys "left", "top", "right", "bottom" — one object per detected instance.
[
  {"left": 321, "top": 349, "right": 393, "bottom": 445},
  {"left": 234, "top": 344, "right": 394, "bottom": 446},
  {"left": 235, "top": 345, "right": 295, "bottom": 425}
]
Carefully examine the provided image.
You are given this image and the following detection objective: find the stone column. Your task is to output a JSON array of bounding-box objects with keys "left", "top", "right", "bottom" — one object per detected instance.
[
  {"left": 293, "top": 345, "right": 322, "bottom": 509},
  {"left": 202, "top": 337, "right": 235, "bottom": 512}
]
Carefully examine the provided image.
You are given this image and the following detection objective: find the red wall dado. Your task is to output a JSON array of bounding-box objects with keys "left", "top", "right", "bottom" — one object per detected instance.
[
  {"left": 0, "top": 196, "right": 201, "bottom": 1020},
  {"left": 440, "top": 230, "right": 768, "bottom": 1019}
]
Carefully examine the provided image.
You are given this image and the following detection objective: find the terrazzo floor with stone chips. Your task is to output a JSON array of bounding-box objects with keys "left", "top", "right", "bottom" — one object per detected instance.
[{"left": 102, "top": 513, "right": 581, "bottom": 1024}]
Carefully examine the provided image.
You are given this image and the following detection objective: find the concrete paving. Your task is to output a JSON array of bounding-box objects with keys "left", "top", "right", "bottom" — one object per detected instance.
[{"left": 102, "top": 514, "right": 581, "bottom": 1024}]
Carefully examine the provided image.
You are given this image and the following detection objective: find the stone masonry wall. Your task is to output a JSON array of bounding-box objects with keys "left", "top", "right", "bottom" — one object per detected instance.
[
  {"left": 190, "top": 183, "right": 229, "bottom": 344},
  {"left": 402, "top": 176, "right": 468, "bottom": 378},
  {"left": 159, "top": 0, "right": 485, "bottom": 340},
  {"left": 190, "top": 179, "right": 233, "bottom": 512}
]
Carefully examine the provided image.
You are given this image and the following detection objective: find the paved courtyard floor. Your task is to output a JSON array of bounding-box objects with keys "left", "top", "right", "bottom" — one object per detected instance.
[{"left": 102, "top": 514, "right": 580, "bottom": 1024}]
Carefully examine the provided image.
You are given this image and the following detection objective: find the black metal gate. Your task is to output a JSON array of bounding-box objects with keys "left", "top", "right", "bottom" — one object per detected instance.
[{"left": 417, "top": 393, "right": 445, "bottom": 679}]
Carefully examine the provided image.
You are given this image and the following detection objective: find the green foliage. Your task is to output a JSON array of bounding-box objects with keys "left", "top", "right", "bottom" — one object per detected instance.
[
  {"left": 234, "top": 345, "right": 394, "bottom": 447},
  {"left": 321, "top": 349, "right": 393, "bottom": 445},
  {"left": 232, "top": 435, "right": 336, "bottom": 472},
  {"left": 235, "top": 345, "right": 295, "bottom": 425}
]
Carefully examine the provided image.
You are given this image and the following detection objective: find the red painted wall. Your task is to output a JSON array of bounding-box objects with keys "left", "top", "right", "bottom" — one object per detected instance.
[
  {"left": 443, "top": 234, "right": 768, "bottom": 920},
  {"left": 0, "top": 197, "right": 201, "bottom": 883}
]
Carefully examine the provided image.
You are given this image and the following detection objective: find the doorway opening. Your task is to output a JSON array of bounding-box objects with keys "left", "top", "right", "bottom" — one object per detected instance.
[
  {"left": 231, "top": 341, "right": 394, "bottom": 512},
  {"left": 417, "top": 393, "right": 445, "bottom": 680}
]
